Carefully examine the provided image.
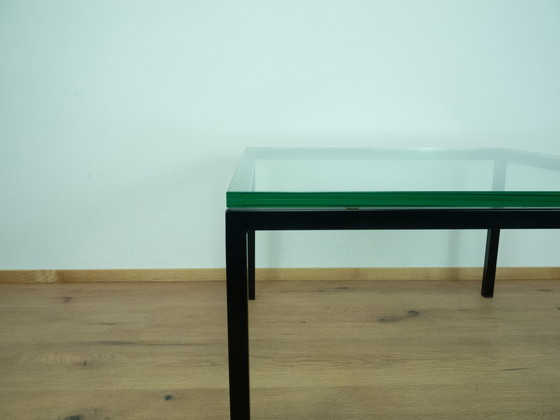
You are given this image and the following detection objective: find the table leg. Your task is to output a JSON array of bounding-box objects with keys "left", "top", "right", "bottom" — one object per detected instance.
[
  {"left": 226, "top": 218, "right": 251, "bottom": 419},
  {"left": 481, "top": 229, "right": 500, "bottom": 298},
  {"left": 248, "top": 230, "right": 256, "bottom": 300}
]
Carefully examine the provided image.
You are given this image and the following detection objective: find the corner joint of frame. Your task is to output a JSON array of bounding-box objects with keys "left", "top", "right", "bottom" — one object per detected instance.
[{"left": 226, "top": 210, "right": 252, "bottom": 234}]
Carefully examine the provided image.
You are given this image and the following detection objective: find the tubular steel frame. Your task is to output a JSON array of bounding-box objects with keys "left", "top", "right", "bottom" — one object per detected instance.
[{"left": 226, "top": 207, "right": 560, "bottom": 419}]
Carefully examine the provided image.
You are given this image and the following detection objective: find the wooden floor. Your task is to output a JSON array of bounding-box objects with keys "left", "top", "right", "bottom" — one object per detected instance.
[{"left": 1, "top": 280, "right": 559, "bottom": 419}]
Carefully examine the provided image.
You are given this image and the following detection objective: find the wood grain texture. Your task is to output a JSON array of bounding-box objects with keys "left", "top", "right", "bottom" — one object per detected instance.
[
  {"left": 1, "top": 279, "right": 559, "bottom": 419},
  {"left": 0, "top": 269, "right": 225, "bottom": 283},
  {"left": 1, "top": 266, "right": 559, "bottom": 283}
]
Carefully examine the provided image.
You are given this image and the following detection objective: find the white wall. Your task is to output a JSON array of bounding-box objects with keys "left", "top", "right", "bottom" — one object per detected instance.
[{"left": 1, "top": 0, "right": 559, "bottom": 270}]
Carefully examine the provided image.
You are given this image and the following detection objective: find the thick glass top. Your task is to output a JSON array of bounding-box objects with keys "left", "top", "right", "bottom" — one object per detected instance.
[{"left": 227, "top": 148, "right": 560, "bottom": 208}]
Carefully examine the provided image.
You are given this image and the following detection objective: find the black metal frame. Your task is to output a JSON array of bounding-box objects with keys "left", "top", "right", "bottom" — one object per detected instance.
[{"left": 226, "top": 207, "right": 560, "bottom": 419}]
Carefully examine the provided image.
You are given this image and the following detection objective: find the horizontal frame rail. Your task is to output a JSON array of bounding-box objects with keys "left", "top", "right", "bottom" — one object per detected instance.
[{"left": 227, "top": 208, "right": 560, "bottom": 232}]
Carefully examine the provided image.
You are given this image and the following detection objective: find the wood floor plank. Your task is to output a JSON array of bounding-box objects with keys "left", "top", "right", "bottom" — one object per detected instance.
[
  {"left": 0, "top": 389, "right": 229, "bottom": 420},
  {"left": 1, "top": 280, "right": 559, "bottom": 419}
]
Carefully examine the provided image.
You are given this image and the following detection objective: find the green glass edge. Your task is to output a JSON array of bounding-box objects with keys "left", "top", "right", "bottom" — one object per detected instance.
[{"left": 227, "top": 191, "right": 560, "bottom": 208}]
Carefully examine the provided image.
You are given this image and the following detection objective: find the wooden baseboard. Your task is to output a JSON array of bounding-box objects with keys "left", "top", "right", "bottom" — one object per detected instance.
[
  {"left": 256, "top": 267, "right": 560, "bottom": 281},
  {"left": 0, "top": 269, "right": 223, "bottom": 284},
  {"left": 0, "top": 267, "right": 559, "bottom": 284}
]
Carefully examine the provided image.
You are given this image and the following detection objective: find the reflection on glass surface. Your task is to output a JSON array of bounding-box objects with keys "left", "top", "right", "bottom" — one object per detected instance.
[{"left": 227, "top": 148, "right": 560, "bottom": 208}]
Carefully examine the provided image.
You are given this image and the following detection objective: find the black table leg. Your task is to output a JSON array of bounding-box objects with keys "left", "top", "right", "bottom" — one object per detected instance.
[
  {"left": 226, "top": 215, "right": 251, "bottom": 419},
  {"left": 248, "top": 230, "right": 256, "bottom": 300},
  {"left": 481, "top": 229, "right": 500, "bottom": 298}
]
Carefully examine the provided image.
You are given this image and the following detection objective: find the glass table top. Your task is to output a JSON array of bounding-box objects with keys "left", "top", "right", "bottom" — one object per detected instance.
[{"left": 227, "top": 148, "right": 560, "bottom": 208}]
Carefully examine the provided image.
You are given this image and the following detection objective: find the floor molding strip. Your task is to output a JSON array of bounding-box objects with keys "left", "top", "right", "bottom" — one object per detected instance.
[{"left": 0, "top": 267, "right": 559, "bottom": 284}]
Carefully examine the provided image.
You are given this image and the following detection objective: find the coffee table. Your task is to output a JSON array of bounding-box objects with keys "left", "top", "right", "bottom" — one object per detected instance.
[{"left": 225, "top": 147, "right": 560, "bottom": 419}]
